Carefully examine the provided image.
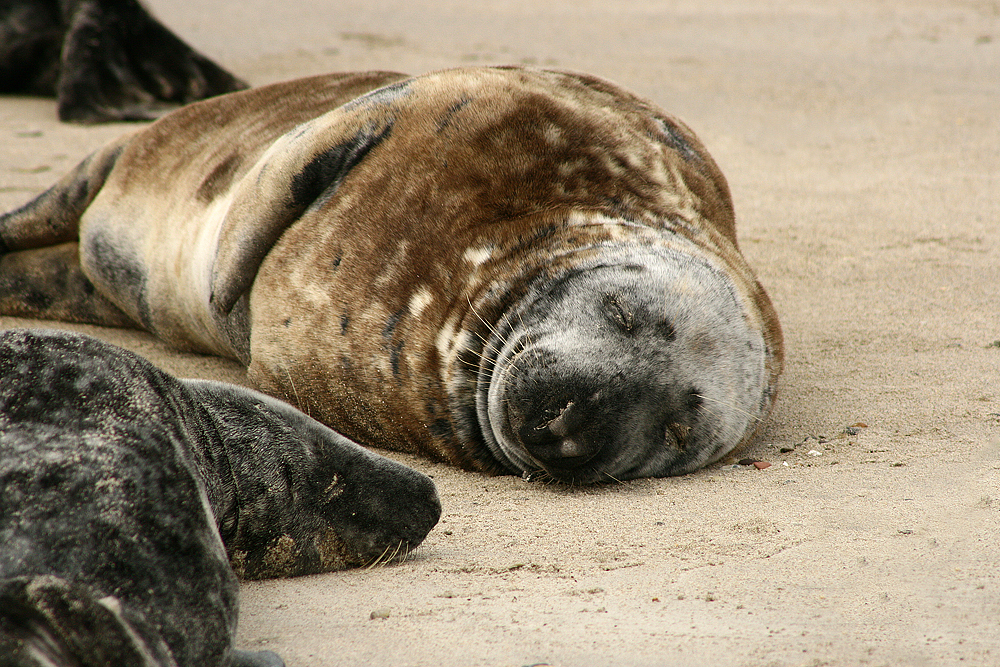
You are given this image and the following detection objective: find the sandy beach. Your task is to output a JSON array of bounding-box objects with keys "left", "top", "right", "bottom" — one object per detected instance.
[{"left": 1, "top": 0, "right": 998, "bottom": 665}]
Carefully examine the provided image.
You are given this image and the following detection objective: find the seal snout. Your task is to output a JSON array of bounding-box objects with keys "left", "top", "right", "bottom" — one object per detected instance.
[{"left": 517, "top": 397, "right": 603, "bottom": 470}]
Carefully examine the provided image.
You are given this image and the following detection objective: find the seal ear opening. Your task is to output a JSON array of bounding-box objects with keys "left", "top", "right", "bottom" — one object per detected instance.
[{"left": 209, "top": 114, "right": 394, "bottom": 318}]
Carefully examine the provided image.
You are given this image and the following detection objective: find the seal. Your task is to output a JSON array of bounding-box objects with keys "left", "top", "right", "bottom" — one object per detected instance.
[
  {"left": 0, "top": 328, "right": 440, "bottom": 665},
  {"left": 0, "top": 0, "right": 247, "bottom": 122},
  {"left": 0, "top": 66, "right": 784, "bottom": 484}
]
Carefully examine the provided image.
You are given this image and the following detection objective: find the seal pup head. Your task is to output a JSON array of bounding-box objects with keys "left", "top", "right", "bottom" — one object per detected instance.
[
  {"left": 0, "top": 328, "right": 437, "bottom": 666},
  {"left": 183, "top": 379, "right": 443, "bottom": 578},
  {"left": 476, "top": 243, "right": 775, "bottom": 485}
]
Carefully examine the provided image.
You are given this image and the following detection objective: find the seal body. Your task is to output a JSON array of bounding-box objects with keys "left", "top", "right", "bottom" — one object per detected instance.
[
  {"left": 0, "top": 328, "right": 440, "bottom": 665},
  {"left": 0, "top": 66, "right": 784, "bottom": 484}
]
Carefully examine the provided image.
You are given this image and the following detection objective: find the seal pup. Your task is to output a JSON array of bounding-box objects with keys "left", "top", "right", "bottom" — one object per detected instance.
[
  {"left": 0, "top": 0, "right": 247, "bottom": 122},
  {"left": 0, "top": 328, "right": 440, "bottom": 666},
  {"left": 0, "top": 66, "right": 784, "bottom": 484}
]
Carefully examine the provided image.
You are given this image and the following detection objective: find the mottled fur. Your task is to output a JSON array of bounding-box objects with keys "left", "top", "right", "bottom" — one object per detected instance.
[
  {"left": 0, "top": 67, "right": 783, "bottom": 483},
  {"left": 0, "top": 329, "right": 439, "bottom": 665}
]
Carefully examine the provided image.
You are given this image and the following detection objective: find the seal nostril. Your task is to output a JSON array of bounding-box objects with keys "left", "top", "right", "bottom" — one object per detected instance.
[
  {"left": 518, "top": 398, "right": 578, "bottom": 445},
  {"left": 536, "top": 400, "right": 575, "bottom": 437}
]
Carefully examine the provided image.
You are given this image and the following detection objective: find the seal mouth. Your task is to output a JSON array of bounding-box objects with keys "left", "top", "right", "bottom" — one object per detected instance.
[{"left": 483, "top": 339, "right": 629, "bottom": 485}]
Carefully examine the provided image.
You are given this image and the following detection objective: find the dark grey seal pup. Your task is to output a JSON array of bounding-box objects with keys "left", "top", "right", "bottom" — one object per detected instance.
[
  {"left": 0, "top": 0, "right": 247, "bottom": 122},
  {"left": 0, "top": 328, "right": 440, "bottom": 666}
]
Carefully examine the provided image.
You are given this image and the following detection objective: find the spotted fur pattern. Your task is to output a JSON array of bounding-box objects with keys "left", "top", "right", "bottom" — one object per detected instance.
[
  {"left": 0, "top": 329, "right": 439, "bottom": 665},
  {"left": 0, "top": 67, "right": 783, "bottom": 482}
]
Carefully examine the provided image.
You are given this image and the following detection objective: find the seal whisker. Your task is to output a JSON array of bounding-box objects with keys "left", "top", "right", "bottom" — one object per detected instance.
[
  {"left": 284, "top": 367, "right": 309, "bottom": 417},
  {"left": 461, "top": 335, "right": 523, "bottom": 381},
  {"left": 694, "top": 393, "right": 764, "bottom": 424},
  {"left": 466, "top": 295, "right": 507, "bottom": 345},
  {"left": 381, "top": 542, "right": 400, "bottom": 567},
  {"left": 513, "top": 308, "right": 537, "bottom": 350},
  {"left": 467, "top": 333, "right": 506, "bottom": 363},
  {"left": 601, "top": 470, "right": 625, "bottom": 485},
  {"left": 384, "top": 541, "right": 405, "bottom": 567},
  {"left": 468, "top": 327, "right": 512, "bottom": 370},
  {"left": 365, "top": 543, "right": 396, "bottom": 570},
  {"left": 466, "top": 296, "right": 528, "bottom": 379}
]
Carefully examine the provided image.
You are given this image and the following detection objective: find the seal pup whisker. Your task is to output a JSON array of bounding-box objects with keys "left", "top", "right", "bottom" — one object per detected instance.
[
  {"left": 365, "top": 540, "right": 405, "bottom": 569},
  {"left": 600, "top": 470, "right": 626, "bottom": 485}
]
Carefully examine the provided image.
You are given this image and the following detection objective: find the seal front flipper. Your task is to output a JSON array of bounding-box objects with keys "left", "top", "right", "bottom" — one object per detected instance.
[
  {"left": 209, "top": 77, "right": 410, "bottom": 317},
  {"left": 55, "top": 0, "right": 248, "bottom": 123},
  {"left": 182, "top": 379, "right": 441, "bottom": 579},
  {"left": 0, "top": 135, "right": 129, "bottom": 252},
  {"left": 0, "top": 136, "right": 138, "bottom": 327}
]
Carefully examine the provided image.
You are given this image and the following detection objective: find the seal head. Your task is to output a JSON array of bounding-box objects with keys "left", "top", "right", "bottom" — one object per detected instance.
[{"left": 477, "top": 243, "right": 771, "bottom": 485}]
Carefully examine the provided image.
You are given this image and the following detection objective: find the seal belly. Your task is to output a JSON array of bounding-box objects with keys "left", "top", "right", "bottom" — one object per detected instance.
[{"left": 79, "top": 189, "right": 236, "bottom": 358}]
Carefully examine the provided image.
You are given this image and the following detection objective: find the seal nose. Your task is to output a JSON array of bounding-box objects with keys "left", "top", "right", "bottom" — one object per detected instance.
[{"left": 518, "top": 399, "right": 602, "bottom": 468}]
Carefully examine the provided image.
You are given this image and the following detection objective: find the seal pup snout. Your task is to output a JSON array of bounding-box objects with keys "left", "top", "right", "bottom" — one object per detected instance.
[{"left": 183, "top": 381, "right": 442, "bottom": 576}]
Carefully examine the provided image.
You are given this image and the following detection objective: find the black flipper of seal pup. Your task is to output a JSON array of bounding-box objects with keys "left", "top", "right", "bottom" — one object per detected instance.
[
  {"left": 0, "top": 67, "right": 783, "bottom": 484},
  {"left": 0, "top": 329, "right": 440, "bottom": 666},
  {"left": 0, "top": 0, "right": 248, "bottom": 123}
]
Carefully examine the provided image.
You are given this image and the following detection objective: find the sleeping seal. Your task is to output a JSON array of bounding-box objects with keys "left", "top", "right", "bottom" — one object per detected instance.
[
  {"left": 0, "top": 328, "right": 440, "bottom": 666},
  {"left": 0, "top": 66, "right": 784, "bottom": 484}
]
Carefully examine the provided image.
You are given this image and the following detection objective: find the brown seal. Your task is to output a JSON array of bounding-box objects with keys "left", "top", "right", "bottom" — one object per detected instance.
[{"left": 0, "top": 66, "right": 783, "bottom": 484}]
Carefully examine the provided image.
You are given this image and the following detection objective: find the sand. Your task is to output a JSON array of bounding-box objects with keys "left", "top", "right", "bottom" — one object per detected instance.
[{"left": 1, "top": 0, "right": 998, "bottom": 665}]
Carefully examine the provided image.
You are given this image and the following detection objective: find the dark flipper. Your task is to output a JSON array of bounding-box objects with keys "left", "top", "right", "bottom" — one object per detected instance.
[
  {"left": 0, "top": 243, "right": 135, "bottom": 327},
  {"left": 0, "top": 0, "right": 248, "bottom": 124},
  {"left": 232, "top": 650, "right": 286, "bottom": 667},
  {"left": 0, "top": 135, "right": 127, "bottom": 252},
  {"left": 0, "top": 0, "right": 62, "bottom": 96}
]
